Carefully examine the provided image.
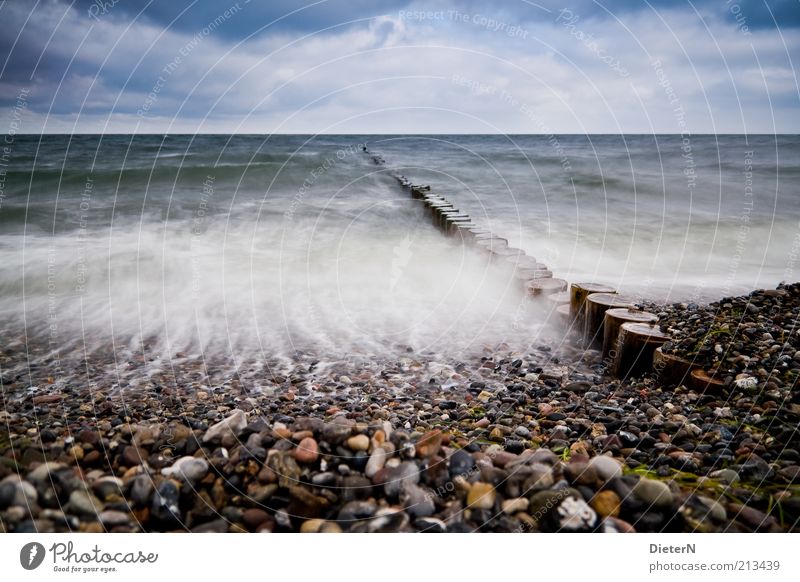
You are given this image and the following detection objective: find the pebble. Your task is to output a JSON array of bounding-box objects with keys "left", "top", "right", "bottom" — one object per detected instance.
[
  {"left": 346, "top": 434, "right": 370, "bottom": 452},
  {"left": 161, "top": 456, "right": 209, "bottom": 481},
  {"left": 679, "top": 495, "right": 727, "bottom": 532},
  {"left": 202, "top": 409, "right": 247, "bottom": 443},
  {"left": 632, "top": 478, "right": 674, "bottom": 508},
  {"left": 293, "top": 437, "right": 319, "bottom": 464},
  {"left": 449, "top": 449, "right": 475, "bottom": 476},
  {"left": 320, "top": 521, "right": 343, "bottom": 533},
  {"left": 338, "top": 500, "right": 376, "bottom": 521},
  {"left": 356, "top": 508, "right": 410, "bottom": 533},
  {"left": 415, "top": 430, "right": 443, "bottom": 458},
  {"left": 522, "top": 463, "right": 554, "bottom": 492},
  {"left": 300, "top": 518, "right": 325, "bottom": 533},
  {"left": 129, "top": 475, "right": 154, "bottom": 507},
  {"left": 588, "top": 455, "right": 623, "bottom": 482},
  {"left": 0, "top": 476, "right": 38, "bottom": 508},
  {"left": 98, "top": 510, "right": 131, "bottom": 527},
  {"left": 709, "top": 468, "right": 740, "bottom": 485},
  {"left": 384, "top": 462, "right": 420, "bottom": 498},
  {"left": 529, "top": 489, "right": 597, "bottom": 532},
  {"left": 365, "top": 447, "right": 388, "bottom": 479},
  {"left": 27, "top": 462, "right": 67, "bottom": 485},
  {"left": 467, "top": 482, "right": 496, "bottom": 510},
  {"left": 68, "top": 489, "right": 105, "bottom": 516},
  {"left": 242, "top": 508, "right": 271, "bottom": 531},
  {"left": 402, "top": 483, "right": 435, "bottom": 518},
  {"left": 591, "top": 490, "right": 621, "bottom": 518},
  {"left": 151, "top": 480, "right": 181, "bottom": 523},
  {"left": 514, "top": 426, "right": 531, "bottom": 438},
  {"left": 554, "top": 494, "right": 598, "bottom": 532},
  {"left": 501, "top": 497, "right": 529, "bottom": 514}
]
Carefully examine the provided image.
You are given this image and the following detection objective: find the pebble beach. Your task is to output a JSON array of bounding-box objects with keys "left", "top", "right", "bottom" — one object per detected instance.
[{"left": 1, "top": 283, "right": 798, "bottom": 534}]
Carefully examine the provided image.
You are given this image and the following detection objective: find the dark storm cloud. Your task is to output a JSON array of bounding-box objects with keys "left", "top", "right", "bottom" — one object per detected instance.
[
  {"left": 71, "top": 0, "right": 413, "bottom": 37},
  {"left": 0, "top": 0, "right": 797, "bottom": 132}
]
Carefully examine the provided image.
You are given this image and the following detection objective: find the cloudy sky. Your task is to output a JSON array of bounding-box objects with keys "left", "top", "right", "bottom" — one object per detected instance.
[{"left": 1, "top": 0, "right": 798, "bottom": 133}]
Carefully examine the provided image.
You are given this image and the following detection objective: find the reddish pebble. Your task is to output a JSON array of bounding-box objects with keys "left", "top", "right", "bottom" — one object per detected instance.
[
  {"left": 415, "top": 429, "right": 443, "bottom": 458},
  {"left": 294, "top": 437, "right": 319, "bottom": 464},
  {"left": 32, "top": 394, "right": 63, "bottom": 405}
]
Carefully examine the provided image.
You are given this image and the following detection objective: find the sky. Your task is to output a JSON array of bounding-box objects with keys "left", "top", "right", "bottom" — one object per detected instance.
[{"left": 0, "top": 0, "right": 798, "bottom": 133}]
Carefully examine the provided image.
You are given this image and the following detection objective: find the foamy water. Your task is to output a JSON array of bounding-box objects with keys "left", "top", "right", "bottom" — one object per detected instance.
[{"left": 0, "top": 134, "right": 796, "bottom": 364}]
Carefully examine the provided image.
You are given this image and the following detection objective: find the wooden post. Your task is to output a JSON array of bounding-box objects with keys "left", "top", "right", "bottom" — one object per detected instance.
[
  {"left": 431, "top": 206, "right": 457, "bottom": 218},
  {"left": 505, "top": 255, "right": 543, "bottom": 270},
  {"left": 448, "top": 222, "right": 479, "bottom": 237},
  {"left": 689, "top": 369, "right": 726, "bottom": 392},
  {"left": 442, "top": 213, "right": 471, "bottom": 226},
  {"left": 514, "top": 268, "right": 553, "bottom": 282},
  {"left": 612, "top": 322, "right": 670, "bottom": 378},
  {"left": 546, "top": 291, "right": 571, "bottom": 307},
  {"left": 435, "top": 209, "right": 462, "bottom": 229},
  {"left": 584, "top": 292, "right": 634, "bottom": 347},
  {"left": 555, "top": 304, "right": 571, "bottom": 325},
  {"left": 652, "top": 347, "right": 699, "bottom": 388},
  {"left": 602, "top": 308, "right": 658, "bottom": 359},
  {"left": 426, "top": 201, "right": 453, "bottom": 212},
  {"left": 440, "top": 215, "right": 470, "bottom": 232},
  {"left": 526, "top": 278, "right": 568, "bottom": 296},
  {"left": 475, "top": 237, "right": 509, "bottom": 251},
  {"left": 487, "top": 246, "right": 524, "bottom": 261},
  {"left": 411, "top": 186, "right": 430, "bottom": 198},
  {"left": 570, "top": 282, "right": 616, "bottom": 329}
]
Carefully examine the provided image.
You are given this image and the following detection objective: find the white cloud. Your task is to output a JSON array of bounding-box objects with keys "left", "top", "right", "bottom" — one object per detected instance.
[{"left": 1, "top": 0, "right": 797, "bottom": 133}]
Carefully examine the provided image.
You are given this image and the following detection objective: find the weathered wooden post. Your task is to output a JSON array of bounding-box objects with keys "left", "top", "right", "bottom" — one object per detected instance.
[
  {"left": 570, "top": 282, "right": 617, "bottom": 329},
  {"left": 546, "top": 291, "right": 571, "bottom": 307},
  {"left": 487, "top": 246, "right": 525, "bottom": 261},
  {"left": 555, "top": 304, "right": 572, "bottom": 325},
  {"left": 448, "top": 221, "right": 480, "bottom": 237},
  {"left": 526, "top": 278, "right": 568, "bottom": 296},
  {"left": 475, "top": 236, "right": 509, "bottom": 251},
  {"left": 689, "top": 369, "right": 726, "bottom": 392},
  {"left": 505, "top": 255, "right": 540, "bottom": 270},
  {"left": 651, "top": 347, "right": 698, "bottom": 387},
  {"left": 584, "top": 292, "right": 634, "bottom": 347},
  {"left": 612, "top": 322, "right": 670, "bottom": 378},
  {"left": 602, "top": 308, "right": 658, "bottom": 359},
  {"left": 514, "top": 268, "right": 553, "bottom": 282},
  {"left": 442, "top": 213, "right": 471, "bottom": 230}
]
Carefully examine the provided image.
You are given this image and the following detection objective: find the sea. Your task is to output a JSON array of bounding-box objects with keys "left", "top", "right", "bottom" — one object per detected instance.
[{"left": 1, "top": 134, "right": 797, "bottom": 365}]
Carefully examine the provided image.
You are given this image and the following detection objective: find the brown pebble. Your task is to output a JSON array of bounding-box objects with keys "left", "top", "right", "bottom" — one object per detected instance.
[
  {"left": 592, "top": 490, "right": 621, "bottom": 518},
  {"left": 242, "top": 508, "right": 271, "bottom": 531},
  {"left": 32, "top": 394, "right": 63, "bottom": 405},
  {"left": 83, "top": 450, "right": 102, "bottom": 465},
  {"left": 415, "top": 430, "right": 443, "bottom": 458},
  {"left": 67, "top": 445, "right": 84, "bottom": 463},
  {"left": 292, "top": 430, "right": 314, "bottom": 441},
  {"left": 346, "top": 434, "right": 370, "bottom": 452},
  {"left": 467, "top": 482, "right": 496, "bottom": 509},
  {"left": 273, "top": 427, "right": 292, "bottom": 440},
  {"left": 121, "top": 446, "right": 145, "bottom": 467},
  {"left": 293, "top": 437, "right": 319, "bottom": 464},
  {"left": 489, "top": 427, "right": 504, "bottom": 441}
]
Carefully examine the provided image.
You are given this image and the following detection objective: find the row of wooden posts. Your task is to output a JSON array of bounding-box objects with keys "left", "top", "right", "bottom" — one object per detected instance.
[
  {"left": 565, "top": 284, "right": 723, "bottom": 391},
  {"left": 377, "top": 153, "right": 717, "bottom": 392}
]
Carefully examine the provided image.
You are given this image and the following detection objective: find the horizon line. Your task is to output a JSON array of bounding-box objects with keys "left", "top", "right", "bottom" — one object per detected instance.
[{"left": 12, "top": 132, "right": 800, "bottom": 136}]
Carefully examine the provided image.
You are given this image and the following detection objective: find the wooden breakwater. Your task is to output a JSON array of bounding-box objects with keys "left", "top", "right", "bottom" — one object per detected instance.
[{"left": 366, "top": 149, "right": 710, "bottom": 391}]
